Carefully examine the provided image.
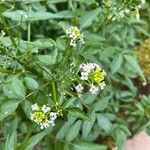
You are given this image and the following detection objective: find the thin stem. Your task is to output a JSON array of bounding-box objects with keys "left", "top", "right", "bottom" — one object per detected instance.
[
  {"left": 51, "top": 80, "right": 58, "bottom": 104},
  {"left": 27, "top": 1, "right": 31, "bottom": 50}
]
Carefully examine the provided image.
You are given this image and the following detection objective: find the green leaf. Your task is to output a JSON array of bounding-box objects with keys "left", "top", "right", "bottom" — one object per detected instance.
[
  {"left": 3, "top": 78, "right": 26, "bottom": 99},
  {"left": 19, "top": 131, "right": 48, "bottom": 150},
  {"left": 124, "top": 55, "right": 146, "bottom": 81},
  {"left": 7, "top": 117, "right": 19, "bottom": 135},
  {"left": 21, "top": 100, "right": 32, "bottom": 119},
  {"left": 97, "top": 114, "right": 112, "bottom": 132},
  {"left": 111, "top": 54, "right": 123, "bottom": 74},
  {"left": 80, "top": 8, "right": 101, "bottom": 29},
  {"left": 48, "top": 0, "right": 67, "bottom": 3},
  {"left": 93, "top": 97, "right": 109, "bottom": 112},
  {"left": 37, "top": 49, "right": 58, "bottom": 66},
  {"left": 0, "top": 101, "right": 19, "bottom": 121},
  {"left": 116, "top": 129, "right": 127, "bottom": 150},
  {"left": 74, "top": 141, "right": 107, "bottom": 150},
  {"left": 82, "top": 92, "right": 98, "bottom": 104},
  {"left": 66, "top": 120, "right": 82, "bottom": 142},
  {"left": 82, "top": 112, "right": 96, "bottom": 138},
  {"left": 25, "top": 77, "right": 39, "bottom": 91},
  {"left": 54, "top": 10, "right": 75, "bottom": 19},
  {"left": 5, "top": 131, "right": 17, "bottom": 150},
  {"left": 62, "top": 97, "right": 76, "bottom": 109},
  {"left": 4, "top": 10, "right": 74, "bottom": 21},
  {"left": 56, "top": 117, "right": 76, "bottom": 140},
  {"left": 0, "top": 37, "right": 54, "bottom": 53},
  {"left": 11, "top": 78, "right": 26, "bottom": 99},
  {"left": 29, "top": 39, "right": 55, "bottom": 49},
  {"left": 81, "top": 49, "right": 102, "bottom": 58},
  {"left": 3, "top": 85, "right": 18, "bottom": 99},
  {"left": 74, "top": 0, "right": 95, "bottom": 4},
  {"left": 68, "top": 108, "right": 90, "bottom": 120}
]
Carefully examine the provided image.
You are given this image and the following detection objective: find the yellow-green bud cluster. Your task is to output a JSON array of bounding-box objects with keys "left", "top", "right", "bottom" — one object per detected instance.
[
  {"left": 66, "top": 26, "right": 84, "bottom": 47},
  {"left": 30, "top": 103, "right": 57, "bottom": 129},
  {"left": 75, "top": 63, "right": 106, "bottom": 95}
]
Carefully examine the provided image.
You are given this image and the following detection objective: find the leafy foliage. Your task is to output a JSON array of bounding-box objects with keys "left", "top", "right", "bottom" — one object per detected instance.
[{"left": 0, "top": 0, "right": 150, "bottom": 149}]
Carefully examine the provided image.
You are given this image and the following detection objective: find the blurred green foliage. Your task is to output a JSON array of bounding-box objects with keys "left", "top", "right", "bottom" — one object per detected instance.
[{"left": 0, "top": 0, "right": 150, "bottom": 150}]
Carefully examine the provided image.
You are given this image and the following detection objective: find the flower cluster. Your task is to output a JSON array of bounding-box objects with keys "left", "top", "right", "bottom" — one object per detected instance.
[
  {"left": 75, "top": 63, "right": 106, "bottom": 94},
  {"left": 66, "top": 26, "right": 84, "bottom": 47},
  {"left": 110, "top": 0, "right": 145, "bottom": 21},
  {"left": 30, "top": 103, "right": 57, "bottom": 129}
]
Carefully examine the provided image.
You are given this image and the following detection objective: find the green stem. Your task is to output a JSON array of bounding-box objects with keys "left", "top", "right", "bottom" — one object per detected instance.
[
  {"left": 27, "top": 2, "right": 31, "bottom": 51},
  {"left": 22, "top": 125, "right": 34, "bottom": 144},
  {"left": 51, "top": 80, "right": 58, "bottom": 104}
]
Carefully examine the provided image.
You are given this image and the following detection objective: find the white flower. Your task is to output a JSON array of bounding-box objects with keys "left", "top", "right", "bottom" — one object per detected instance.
[
  {"left": 50, "top": 112, "right": 57, "bottom": 121},
  {"left": 70, "top": 39, "right": 76, "bottom": 47},
  {"left": 43, "top": 121, "right": 50, "bottom": 128},
  {"left": 87, "top": 63, "right": 96, "bottom": 70},
  {"left": 66, "top": 28, "right": 71, "bottom": 34},
  {"left": 100, "top": 81, "right": 106, "bottom": 90},
  {"left": 69, "top": 33, "right": 75, "bottom": 39},
  {"left": 80, "top": 38, "right": 85, "bottom": 44},
  {"left": 80, "top": 63, "right": 92, "bottom": 73},
  {"left": 124, "top": 9, "right": 130, "bottom": 14},
  {"left": 40, "top": 120, "right": 51, "bottom": 129},
  {"left": 40, "top": 123, "right": 44, "bottom": 129},
  {"left": 66, "top": 26, "right": 84, "bottom": 47},
  {"left": 75, "top": 84, "right": 83, "bottom": 93},
  {"left": 80, "top": 72, "right": 89, "bottom": 80},
  {"left": 89, "top": 85, "right": 99, "bottom": 94},
  {"left": 31, "top": 103, "right": 39, "bottom": 111},
  {"left": 119, "top": 11, "right": 125, "bottom": 18},
  {"left": 42, "top": 105, "right": 50, "bottom": 113},
  {"left": 93, "top": 63, "right": 101, "bottom": 70}
]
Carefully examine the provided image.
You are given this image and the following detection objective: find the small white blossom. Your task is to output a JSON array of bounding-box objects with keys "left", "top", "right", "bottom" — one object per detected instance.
[
  {"left": 40, "top": 120, "right": 50, "bottom": 129},
  {"left": 66, "top": 26, "right": 84, "bottom": 47},
  {"left": 80, "top": 72, "right": 89, "bottom": 80},
  {"left": 31, "top": 103, "right": 39, "bottom": 111},
  {"left": 50, "top": 112, "right": 57, "bottom": 121},
  {"left": 119, "top": 11, "right": 125, "bottom": 18},
  {"left": 89, "top": 85, "right": 99, "bottom": 94},
  {"left": 124, "top": 9, "right": 130, "bottom": 14},
  {"left": 80, "top": 63, "right": 93, "bottom": 73},
  {"left": 75, "top": 84, "right": 83, "bottom": 93},
  {"left": 70, "top": 39, "right": 76, "bottom": 47},
  {"left": 87, "top": 63, "right": 95, "bottom": 70},
  {"left": 80, "top": 38, "right": 85, "bottom": 44},
  {"left": 42, "top": 105, "right": 50, "bottom": 113},
  {"left": 100, "top": 81, "right": 106, "bottom": 90}
]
